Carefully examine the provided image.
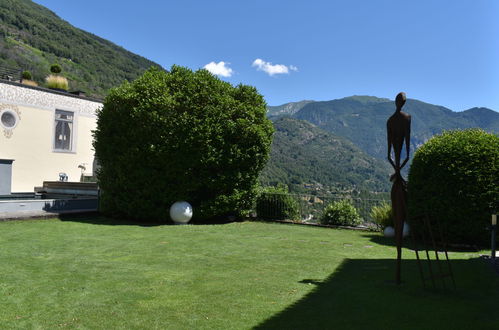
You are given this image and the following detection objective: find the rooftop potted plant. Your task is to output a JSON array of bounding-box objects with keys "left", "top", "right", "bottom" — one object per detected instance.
[
  {"left": 21, "top": 70, "right": 38, "bottom": 86},
  {"left": 45, "top": 63, "right": 69, "bottom": 91}
]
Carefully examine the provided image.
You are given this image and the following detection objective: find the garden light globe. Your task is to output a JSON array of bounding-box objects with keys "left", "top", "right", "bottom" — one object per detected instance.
[
  {"left": 383, "top": 226, "right": 395, "bottom": 238},
  {"left": 402, "top": 222, "right": 410, "bottom": 237},
  {"left": 170, "top": 201, "right": 193, "bottom": 224},
  {"left": 383, "top": 223, "right": 410, "bottom": 238}
]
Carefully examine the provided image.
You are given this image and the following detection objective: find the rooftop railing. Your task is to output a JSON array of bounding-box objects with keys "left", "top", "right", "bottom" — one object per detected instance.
[{"left": 0, "top": 65, "right": 22, "bottom": 82}]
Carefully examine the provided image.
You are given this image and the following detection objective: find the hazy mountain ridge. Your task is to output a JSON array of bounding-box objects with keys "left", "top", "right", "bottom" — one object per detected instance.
[
  {"left": 267, "top": 100, "right": 315, "bottom": 117},
  {"left": 270, "top": 96, "right": 499, "bottom": 160},
  {"left": 455, "top": 107, "right": 499, "bottom": 132}
]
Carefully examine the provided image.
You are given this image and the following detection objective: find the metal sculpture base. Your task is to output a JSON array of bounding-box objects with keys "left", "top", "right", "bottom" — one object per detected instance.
[
  {"left": 410, "top": 214, "right": 456, "bottom": 289},
  {"left": 390, "top": 173, "right": 407, "bottom": 285}
]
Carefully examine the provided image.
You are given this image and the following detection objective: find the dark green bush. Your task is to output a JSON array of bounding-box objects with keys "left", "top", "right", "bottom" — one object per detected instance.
[
  {"left": 256, "top": 186, "right": 300, "bottom": 221},
  {"left": 21, "top": 70, "right": 32, "bottom": 80},
  {"left": 50, "top": 63, "right": 62, "bottom": 74},
  {"left": 93, "top": 66, "right": 274, "bottom": 222},
  {"left": 408, "top": 129, "right": 499, "bottom": 245},
  {"left": 370, "top": 202, "right": 393, "bottom": 230},
  {"left": 321, "top": 199, "right": 362, "bottom": 226}
]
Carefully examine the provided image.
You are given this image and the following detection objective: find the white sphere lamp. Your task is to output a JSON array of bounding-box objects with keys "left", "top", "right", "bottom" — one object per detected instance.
[
  {"left": 383, "top": 226, "right": 395, "bottom": 238},
  {"left": 403, "top": 222, "right": 410, "bottom": 237},
  {"left": 169, "top": 201, "right": 193, "bottom": 224},
  {"left": 383, "top": 223, "right": 410, "bottom": 238}
]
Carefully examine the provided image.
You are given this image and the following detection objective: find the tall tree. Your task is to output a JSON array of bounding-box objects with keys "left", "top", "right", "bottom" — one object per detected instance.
[{"left": 94, "top": 66, "right": 274, "bottom": 222}]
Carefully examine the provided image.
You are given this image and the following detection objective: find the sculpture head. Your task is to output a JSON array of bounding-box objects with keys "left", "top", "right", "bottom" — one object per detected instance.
[{"left": 395, "top": 92, "right": 406, "bottom": 111}]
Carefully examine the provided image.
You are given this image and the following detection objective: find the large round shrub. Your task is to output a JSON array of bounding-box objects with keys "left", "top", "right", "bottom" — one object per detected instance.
[
  {"left": 256, "top": 186, "right": 300, "bottom": 221},
  {"left": 321, "top": 199, "right": 362, "bottom": 226},
  {"left": 408, "top": 129, "right": 499, "bottom": 245},
  {"left": 94, "top": 66, "right": 274, "bottom": 222}
]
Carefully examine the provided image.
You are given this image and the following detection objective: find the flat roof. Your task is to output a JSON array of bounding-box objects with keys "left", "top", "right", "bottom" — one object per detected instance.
[{"left": 0, "top": 79, "right": 103, "bottom": 103}]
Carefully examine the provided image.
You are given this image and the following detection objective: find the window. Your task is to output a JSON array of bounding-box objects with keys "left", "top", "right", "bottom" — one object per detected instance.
[
  {"left": 0, "top": 110, "right": 18, "bottom": 129},
  {"left": 54, "top": 110, "right": 73, "bottom": 151}
]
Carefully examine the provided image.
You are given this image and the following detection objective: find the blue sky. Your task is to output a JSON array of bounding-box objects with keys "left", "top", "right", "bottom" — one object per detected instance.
[{"left": 34, "top": 0, "right": 498, "bottom": 111}]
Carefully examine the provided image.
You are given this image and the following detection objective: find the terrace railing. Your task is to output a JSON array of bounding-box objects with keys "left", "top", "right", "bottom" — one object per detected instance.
[
  {"left": 0, "top": 65, "right": 22, "bottom": 82},
  {"left": 256, "top": 192, "right": 389, "bottom": 226}
]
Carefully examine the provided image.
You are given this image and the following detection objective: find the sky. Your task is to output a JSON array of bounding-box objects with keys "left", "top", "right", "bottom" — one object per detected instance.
[{"left": 34, "top": 0, "right": 499, "bottom": 111}]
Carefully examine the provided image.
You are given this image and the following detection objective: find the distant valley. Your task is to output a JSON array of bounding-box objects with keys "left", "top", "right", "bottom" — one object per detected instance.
[{"left": 259, "top": 117, "right": 392, "bottom": 193}]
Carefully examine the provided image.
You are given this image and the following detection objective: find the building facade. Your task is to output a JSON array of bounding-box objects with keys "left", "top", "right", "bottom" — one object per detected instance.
[{"left": 0, "top": 81, "right": 101, "bottom": 193}]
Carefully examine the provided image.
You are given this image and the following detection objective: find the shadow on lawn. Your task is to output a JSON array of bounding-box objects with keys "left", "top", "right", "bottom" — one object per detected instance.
[
  {"left": 57, "top": 212, "right": 240, "bottom": 227},
  {"left": 362, "top": 233, "right": 481, "bottom": 253},
  {"left": 58, "top": 213, "right": 163, "bottom": 227},
  {"left": 362, "top": 233, "right": 402, "bottom": 248},
  {"left": 255, "top": 258, "right": 499, "bottom": 330},
  {"left": 362, "top": 233, "right": 424, "bottom": 252}
]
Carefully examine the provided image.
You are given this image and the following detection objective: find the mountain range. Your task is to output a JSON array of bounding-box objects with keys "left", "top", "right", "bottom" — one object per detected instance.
[{"left": 269, "top": 96, "right": 499, "bottom": 161}]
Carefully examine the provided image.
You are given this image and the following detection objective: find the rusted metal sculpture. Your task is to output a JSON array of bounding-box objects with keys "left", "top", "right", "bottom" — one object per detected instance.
[
  {"left": 387, "top": 92, "right": 411, "bottom": 284},
  {"left": 411, "top": 214, "right": 456, "bottom": 289}
]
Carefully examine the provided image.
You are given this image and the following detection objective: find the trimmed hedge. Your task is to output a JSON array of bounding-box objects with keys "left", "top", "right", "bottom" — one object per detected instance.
[
  {"left": 408, "top": 129, "right": 499, "bottom": 245},
  {"left": 94, "top": 66, "right": 274, "bottom": 222}
]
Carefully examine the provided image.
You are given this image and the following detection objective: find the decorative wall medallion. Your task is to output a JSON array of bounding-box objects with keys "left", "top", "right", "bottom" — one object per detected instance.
[{"left": 0, "top": 103, "right": 21, "bottom": 138}]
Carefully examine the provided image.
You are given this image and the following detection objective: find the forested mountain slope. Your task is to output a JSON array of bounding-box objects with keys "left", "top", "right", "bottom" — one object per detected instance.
[
  {"left": 260, "top": 117, "right": 392, "bottom": 192},
  {"left": 0, "top": 0, "right": 162, "bottom": 98}
]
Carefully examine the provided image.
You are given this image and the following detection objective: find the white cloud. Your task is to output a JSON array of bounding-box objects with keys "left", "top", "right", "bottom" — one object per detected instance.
[
  {"left": 252, "top": 58, "right": 298, "bottom": 76},
  {"left": 203, "top": 61, "right": 234, "bottom": 77}
]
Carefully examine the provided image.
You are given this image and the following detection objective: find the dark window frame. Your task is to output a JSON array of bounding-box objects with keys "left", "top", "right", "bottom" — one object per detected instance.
[{"left": 54, "top": 110, "right": 74, "bottom": 152}]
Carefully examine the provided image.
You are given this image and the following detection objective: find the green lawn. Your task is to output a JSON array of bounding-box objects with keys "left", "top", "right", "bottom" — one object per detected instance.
[{"left": 0, "top": 217, "right": 497, "bottom": 329}]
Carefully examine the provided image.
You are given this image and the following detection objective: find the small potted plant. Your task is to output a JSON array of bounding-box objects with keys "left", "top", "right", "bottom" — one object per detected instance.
[{"left": 21, "top": 70, "right": 38, "bottom": 86}]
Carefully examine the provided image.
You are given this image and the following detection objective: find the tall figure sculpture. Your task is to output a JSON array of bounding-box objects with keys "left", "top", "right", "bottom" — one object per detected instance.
[{"left": 387, "top": 92, "right": 411, "bottom": 284}]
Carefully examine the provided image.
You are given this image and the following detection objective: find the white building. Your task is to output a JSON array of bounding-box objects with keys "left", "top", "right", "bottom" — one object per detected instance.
[{"left": 0, "top": 80, "right": 101, "bottom": 193}]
